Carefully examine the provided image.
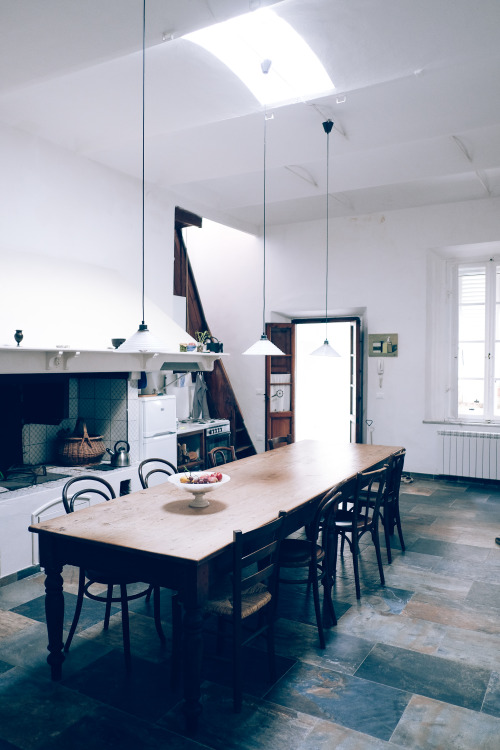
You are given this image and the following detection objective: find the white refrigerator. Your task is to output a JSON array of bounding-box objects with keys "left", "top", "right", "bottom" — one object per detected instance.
[{"left": 139, "top": 394, "right": 177, "bottom": 466}]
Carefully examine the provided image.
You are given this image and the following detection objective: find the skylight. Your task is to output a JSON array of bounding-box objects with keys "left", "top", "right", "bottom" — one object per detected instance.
[{"left": 183, "top": 8, "right": 334, "bottom": 106}]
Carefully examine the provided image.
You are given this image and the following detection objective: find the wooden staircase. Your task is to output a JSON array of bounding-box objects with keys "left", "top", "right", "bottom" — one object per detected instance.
[{"left": 174, "top": 209, "right": 256, "bottom": 460}]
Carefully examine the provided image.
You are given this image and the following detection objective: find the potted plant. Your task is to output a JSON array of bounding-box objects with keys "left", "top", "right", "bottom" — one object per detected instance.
[{"left": 195, "top": 331, "right": 210, "bottom": 352}]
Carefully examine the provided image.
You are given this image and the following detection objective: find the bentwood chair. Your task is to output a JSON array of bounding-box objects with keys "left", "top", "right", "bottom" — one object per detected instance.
[
  {"left": 267, "top": 434, "right": 293, "bottom": 450},
  {"left": 330, "top": 467, "right": 388, "bottom": 600},
  {"left": 360, "top": 449, "right": 406, "bottom": 564},
  {"left": 62, "top": 476, "right": 165, "bottom": 671},
  {"left": 208, "top": 445, "right": 237, "bottom": 467},
  {"left": 197, "top": 512, "right": 287, "bottom": 712},
  {"left": 139, "top": 458, "right": 177, "bottom": 489},
  {"left": 278, "top": 490, "right": 341, "bottom": 648}
]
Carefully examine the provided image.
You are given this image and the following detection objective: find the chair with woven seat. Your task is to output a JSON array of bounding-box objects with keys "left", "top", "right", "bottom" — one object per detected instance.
[
  {"left": 207, "top": 445, "right": 236, "bottom": 468},
  {"left": 267, "top": 434, "right": 292, "bottom": 450},
  {"left": 330, "top": 466, "right": 388, "bottom": 600},
  {"left": 138, "top": 458, "right": 177, "bottom": 489},
  {"left": 62, "top": 476, "right": 165, "bottom": 671},
  {"left": 200, "top": 511, "right": 287, "bottom": 712},
  {"left": 278, "top": 489, "right": 341, "bottom": 649}
]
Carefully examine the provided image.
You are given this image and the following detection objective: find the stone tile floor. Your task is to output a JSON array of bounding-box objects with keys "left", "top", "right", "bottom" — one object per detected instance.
[{"left": 0, "top": 477, "right": 499, "bottom": 749}]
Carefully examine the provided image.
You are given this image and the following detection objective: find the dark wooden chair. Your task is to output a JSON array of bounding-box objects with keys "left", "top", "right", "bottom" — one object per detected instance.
[
  {"left": 267, "top": 434, "right": 292, "bottom": 450},
  {"left": 360, "top": 449, "right": 406, "bottom": 563},
  {"left": 138, "top": 458, "right": 177, "bottom": 488},
  {"left": 278, "top": 490, "right": 341, "bottom": 648},
  {"left": 207, "top": 445, "right": 237, "bottom": 467},
  {"left": 62, "top": 476, "right": 165, "bottom": 671},
  {"left": 330, "top": 467, "right": 388, "bottom": 600},
  {"left": 187, "top": 511, "right": 287, "bottom": 712}
]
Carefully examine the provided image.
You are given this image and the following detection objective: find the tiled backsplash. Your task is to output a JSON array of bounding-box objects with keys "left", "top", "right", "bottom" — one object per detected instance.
[{"left": 22, "top": 375, "right": 139, "bottom": 465}]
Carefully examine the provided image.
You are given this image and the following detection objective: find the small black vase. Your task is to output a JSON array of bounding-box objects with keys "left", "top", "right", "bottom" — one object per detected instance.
[{"left": 14, "top": 330, "right": 23, "bottom": 347}]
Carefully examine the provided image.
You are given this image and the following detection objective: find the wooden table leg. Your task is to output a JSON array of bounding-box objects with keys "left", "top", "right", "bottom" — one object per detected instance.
[
  {"left": 44, "top": 564, "right": 65, "bottom": 680},
  {"left": 182, "top": 605, "right": 204, "bottom": 733}
]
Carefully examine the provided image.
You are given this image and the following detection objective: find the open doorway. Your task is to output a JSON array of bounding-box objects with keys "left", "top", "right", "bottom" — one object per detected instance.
[{"left": 295, "top": 320, "right": 360, "bottom": 443}]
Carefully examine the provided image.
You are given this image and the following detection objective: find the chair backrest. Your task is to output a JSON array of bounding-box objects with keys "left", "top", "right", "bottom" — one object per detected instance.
[
  {"left": 353, "top": 466, "right": 388, "bottom": 530},
  {"left": 386, "top": 448, "right": 406, "bottom": 503},
  {"left": 267, "top": 434, "right": 292, "bottom": 450},
  {"left": 139, "top": 458, "right": 178, "bottom": 489},
  {"left": 62, "top": 475, "right": 116, "bottom": 514},
  {"left": 232, "top": 511, "right": 287, "bottom": 619},
  {"left": 208, "top": 445, "right": 237, "bottom": 468}
]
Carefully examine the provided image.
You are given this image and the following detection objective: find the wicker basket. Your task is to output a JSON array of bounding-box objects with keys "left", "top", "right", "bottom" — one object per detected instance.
[{"left": 58, "top": 422, "right": 106, "bottom": 466}]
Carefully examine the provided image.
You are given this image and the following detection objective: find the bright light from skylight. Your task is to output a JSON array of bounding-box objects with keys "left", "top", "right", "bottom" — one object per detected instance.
[{"left": 183, "top": 8, "right": 334, "bottom": 106}]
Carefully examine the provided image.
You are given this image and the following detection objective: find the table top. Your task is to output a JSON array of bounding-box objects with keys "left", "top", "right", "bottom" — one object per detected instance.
[{"left": 29, "top": 441, "right": 401, "bottom": 564}]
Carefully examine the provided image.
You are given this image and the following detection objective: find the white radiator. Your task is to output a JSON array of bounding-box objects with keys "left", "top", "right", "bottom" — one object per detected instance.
[{"left": 438, "top": 430, "right": 500, "bottom": 480}]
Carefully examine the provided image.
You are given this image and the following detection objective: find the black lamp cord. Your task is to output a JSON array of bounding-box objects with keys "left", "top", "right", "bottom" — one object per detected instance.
[
  {"left": 262, "top": 110, "right": 268, "bottom": 337},
  {"left": 323, "top": 119, "right": 334, "bottom": 341},
  {"left": 141, "top": 0, "right": 146, "bottom": 326}
]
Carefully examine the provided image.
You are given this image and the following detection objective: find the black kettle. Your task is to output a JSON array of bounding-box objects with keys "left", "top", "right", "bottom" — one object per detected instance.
[{"left": 106, "top": 440, "right": 130, "bottom": 467}]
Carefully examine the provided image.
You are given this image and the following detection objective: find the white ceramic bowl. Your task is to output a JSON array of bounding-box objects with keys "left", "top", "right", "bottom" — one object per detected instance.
[{"left": 168, "top": 471, "right": 230, "bottom": 507}]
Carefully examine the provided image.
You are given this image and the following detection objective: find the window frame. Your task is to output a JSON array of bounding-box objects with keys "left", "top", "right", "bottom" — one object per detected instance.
[{"left": 449, "top": 258, "right": 499, "bottom": 422}]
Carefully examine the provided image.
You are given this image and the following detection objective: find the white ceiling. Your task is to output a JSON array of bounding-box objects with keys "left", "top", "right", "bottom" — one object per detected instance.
[{"left": 2, "top": 0, "right": 500, "bottom": 232}]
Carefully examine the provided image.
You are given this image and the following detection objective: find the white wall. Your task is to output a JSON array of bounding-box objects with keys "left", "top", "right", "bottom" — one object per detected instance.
[
  {"left": 0, "top": 122, "right": 179, "bottom": 350},
  {"left": 3, "top": 118, "right": 500, "bottom": 475},
  {"left": 187, "top": 200, "right": 500, "bottom": 475}
]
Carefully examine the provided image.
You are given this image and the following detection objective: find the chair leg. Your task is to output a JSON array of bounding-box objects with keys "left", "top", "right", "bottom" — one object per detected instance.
[
  {"left": 311, "top": 562, "right": 326, "bottom": 649},
  {"left": 394, "top": 503, "right": 406, "bottom": 551},
  {"left": 372, "top": 528, "right": 386, "bottom": 587},
  {"left": 120, "top": 583, "right": 132, "bottom": 672},
  {"left": 103, "top": 584, "right": 113, "bottom": 630},
  {"left": 64, "top": 567, "right": 85, "bottom": 652},
  {"left": 145, "top": 584, "right": 153, "bottom": 603},
  {"left": 266, "top": 614, "right": 277, "bottom": 684},
  {"left": 321, "top": 547, "right": 337, "bottom": 628},
  {"left": 382, "top": 509, "right": 393, "bottom": 564},
  {"left": 233, "top": 617, "right": 242, "bottom": 713},
  {"left": 153, "top": 586, "right": 166, "bottom": 643},
  {"left": 352, "top": 534, "right": 361, "bottom": 600}
]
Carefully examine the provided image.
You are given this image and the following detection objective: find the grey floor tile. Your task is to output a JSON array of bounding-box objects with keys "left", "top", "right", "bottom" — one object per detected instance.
[
  {"left": 161, "top": 682, "right": 319, "bottom": 750},
  {"left": 265, "top": 661, "right": 411, "bottom": 742},
  {"left": 36, "top": 706, "right": 211, "bottom": 750},
  {"left": 355, "top": 642, "right": 491, "bottom": 711},
  {"left": 482, "top": 670, "right": 500, "bottom": 719},
  {"left": 61, "top": 649, "right": 180, "bottom": 722},
  {"left": 466, "top": 580, "right": 500, "bottom": 610},
  {"left": 391, "top": 694, "right": 500, "bottom": 750}
]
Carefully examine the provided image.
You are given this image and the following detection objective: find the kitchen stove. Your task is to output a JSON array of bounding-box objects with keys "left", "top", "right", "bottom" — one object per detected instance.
[{"left": 0, "top": 465, "right": 71, "bottom": 492}]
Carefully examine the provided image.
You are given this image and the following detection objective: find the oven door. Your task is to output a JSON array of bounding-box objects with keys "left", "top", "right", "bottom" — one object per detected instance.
[{"left": 205, "top": 431, "right": 231, "bottom": 468}]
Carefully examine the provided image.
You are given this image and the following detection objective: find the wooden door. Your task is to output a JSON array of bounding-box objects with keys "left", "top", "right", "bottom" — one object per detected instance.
[
  {"left": 349, "top": 318, "right": 362, "bottom": 443},
  {"left": 270, "top": 318, "right": 363, "bottom": 446},
  {"left": 265, "top": 323, "right": 295, "bottom": 446}
]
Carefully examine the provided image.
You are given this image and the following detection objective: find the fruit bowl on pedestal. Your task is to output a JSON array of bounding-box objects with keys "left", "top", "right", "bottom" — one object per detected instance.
[{"left": 168, "top": 471, "right": 230, "bottom": 508}]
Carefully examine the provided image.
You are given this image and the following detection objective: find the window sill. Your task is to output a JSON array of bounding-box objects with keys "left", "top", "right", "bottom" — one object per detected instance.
[{"left": 423, "top": 418, "right": 500, "bottom": 427}]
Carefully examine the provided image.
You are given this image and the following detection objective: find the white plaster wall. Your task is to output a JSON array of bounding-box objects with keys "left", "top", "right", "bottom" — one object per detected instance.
[
  {"left": 187, "top": 200, "right": 500, "bottom": 475},
  {"left": 0, "top": 122, "right": 177, "bottom": 349}
]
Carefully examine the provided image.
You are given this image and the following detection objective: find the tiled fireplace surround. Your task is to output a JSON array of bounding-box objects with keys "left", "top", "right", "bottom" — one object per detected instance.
[{"left": 21, "top": 375, "right": 139, "bottom": 466}]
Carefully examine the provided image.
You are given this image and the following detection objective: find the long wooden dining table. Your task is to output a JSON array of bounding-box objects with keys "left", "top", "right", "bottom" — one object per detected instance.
[{"left": 30, "top": 440, "right": 401, "bottom": 730}]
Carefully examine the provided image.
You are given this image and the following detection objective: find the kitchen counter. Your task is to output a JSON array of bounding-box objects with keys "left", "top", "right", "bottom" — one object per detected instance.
[{"left": 0, "top": 462, "right": 143, "bottom": 581}]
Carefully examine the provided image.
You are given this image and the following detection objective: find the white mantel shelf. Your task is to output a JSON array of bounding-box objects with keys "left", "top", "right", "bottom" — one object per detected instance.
[{"left": 0, "top": 347, "right": 226, "bottom": 375}]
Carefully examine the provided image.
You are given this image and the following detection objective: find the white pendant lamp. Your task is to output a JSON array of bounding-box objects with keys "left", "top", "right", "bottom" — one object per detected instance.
[
  {"left": 243, "top": 60, "right": 284, "bottom": 357},
  {"left": 119, "top": 0, "right": 167, "bottom": 353},
  {"left": 311, "top": 119, "right": 340, "bottom": 358}
]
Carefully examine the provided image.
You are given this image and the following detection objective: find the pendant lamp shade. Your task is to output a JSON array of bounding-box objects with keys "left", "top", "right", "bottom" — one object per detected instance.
[
  {"left": 243, "top": 333, "right": 286, "bottom": 356},
  {"left": 311, "top": 119, "right": 340, "bottom": 358},
  {"left": 311, "top": 339, "right": 339, "bottom": 357},
  {"left": 119, "top": 0, "right": 168, "bottom": 353},
  {"left": 243, "top": 61, "right": 284, "bottom": 357}
]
